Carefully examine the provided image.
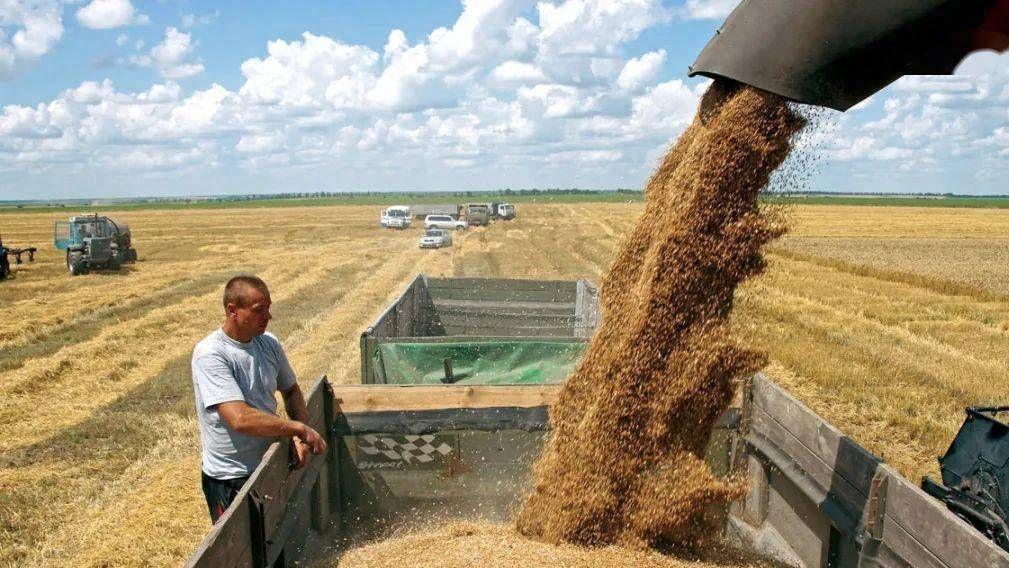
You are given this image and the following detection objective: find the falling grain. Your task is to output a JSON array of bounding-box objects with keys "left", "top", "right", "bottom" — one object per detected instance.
[{"left": 516, "top": 82, "right": 806, "bottom": 550}]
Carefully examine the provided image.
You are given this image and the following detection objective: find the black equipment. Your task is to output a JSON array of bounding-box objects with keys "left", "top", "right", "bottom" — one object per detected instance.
[{"left": 922, "top": 406, "right": 1009, "bottom": 551}]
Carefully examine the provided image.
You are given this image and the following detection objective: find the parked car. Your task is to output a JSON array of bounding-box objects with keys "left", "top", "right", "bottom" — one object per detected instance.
[
  {"left": 419, "top": 228, "right": 453, "bottom": 248},
  {"left": 424, "top": 214, "right": 467, "bottom": 231},
  {"left": 497, "top": 203, "right": 516, "bottom": 220},
  {"left": 380, "top": 206, "right": 412, "bottom": 229}
]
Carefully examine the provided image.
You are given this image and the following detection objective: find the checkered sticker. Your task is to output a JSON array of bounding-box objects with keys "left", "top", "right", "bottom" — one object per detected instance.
[{"left": 355, "top": 434, "right": 454, "bottom": 470}]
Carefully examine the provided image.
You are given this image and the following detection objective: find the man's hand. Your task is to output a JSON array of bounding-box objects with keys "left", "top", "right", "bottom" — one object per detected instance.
[
  {"left": 291, "top": 438, "right": 313, "bottom": 470},
  {"left": 296, "top": 424, "right": 327, "bottom": 454}
]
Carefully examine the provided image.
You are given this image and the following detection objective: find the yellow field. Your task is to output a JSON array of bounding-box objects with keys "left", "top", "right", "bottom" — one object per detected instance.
[{"left": 0, "top": 202, "right": 1006, "bottom": 566}]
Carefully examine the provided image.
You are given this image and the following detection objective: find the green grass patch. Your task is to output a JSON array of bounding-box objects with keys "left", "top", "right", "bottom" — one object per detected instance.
[
  {"left": 764, "top": 195, "right": 1009, "bottom": 209},
  {"left": 0, "top": 190, "right": 645, "bottom": 213}
]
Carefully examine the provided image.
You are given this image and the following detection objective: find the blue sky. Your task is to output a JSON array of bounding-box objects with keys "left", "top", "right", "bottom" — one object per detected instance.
[{"left": 0, "top": 0, "right": 1006, "bottom": 199}]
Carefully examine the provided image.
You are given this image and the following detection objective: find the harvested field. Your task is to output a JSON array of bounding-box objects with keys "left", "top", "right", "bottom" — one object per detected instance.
[{"left": 0, "top": 200, "right": 1006, "bottom": 565}]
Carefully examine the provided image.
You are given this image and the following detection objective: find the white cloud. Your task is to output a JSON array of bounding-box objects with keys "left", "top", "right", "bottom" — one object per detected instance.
[
  {"left": 629, "top": 79, "right": 700, "bottom": 133},
  {"left": 490, "top": 60, "right": 547, "bottom": 84},
  {"left": 538, "top": 0, "right": 671, "bottom": 56},
  {"left": 519, "top": 83, "right": 599, "bottom": 118},
  {"left": 679, "top": 0, "right": 738, "bottom": 20},
  {"left": 617, "top": 49, "right": 665, "bottom": 92},
  {"left": 115, "top": 33, "right": 128, "bottom": 46},
  {"left": 0, "top": 0, "right": 64, "bottom": 79},
  {"left": 547, "top": 149, "right": 622, "bottom": 163},
  {"left": 239, "top": 32, "right": 378, "bottom": 108},
  {"left": 181, "top": 11, "right": 219, "bottom": 28},
  {"left": 76, "top": 0, "right": 146, "bottom": 30},
  {"left": 133, "top": 27, "right": 205, "bottom": 79},
  {"left": 832, "top": 136, "right": 913, "bottom": 161}
]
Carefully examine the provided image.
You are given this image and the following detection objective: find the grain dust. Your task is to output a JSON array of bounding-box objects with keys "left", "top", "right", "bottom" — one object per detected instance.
[{"left": 516, "top": 81, "right": 806, "bottom": 550}]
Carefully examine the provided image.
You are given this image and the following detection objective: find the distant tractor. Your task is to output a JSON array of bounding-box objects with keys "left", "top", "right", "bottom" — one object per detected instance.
[
  {"left": 54, "top": 214, "right": 137, "bottom": 275},
  {"left": 0, "top": 235, "right": 36, "bottom": 280}
]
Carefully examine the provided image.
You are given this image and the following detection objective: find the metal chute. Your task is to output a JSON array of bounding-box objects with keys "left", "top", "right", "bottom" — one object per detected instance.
[{"left": 689, "top": 0, "right": 1009, "bottom": 111}]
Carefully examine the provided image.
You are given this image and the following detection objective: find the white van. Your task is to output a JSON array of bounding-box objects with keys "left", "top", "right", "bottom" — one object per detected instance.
[{"left": 380, "top": 206, "right": 412, "bottom": 229}]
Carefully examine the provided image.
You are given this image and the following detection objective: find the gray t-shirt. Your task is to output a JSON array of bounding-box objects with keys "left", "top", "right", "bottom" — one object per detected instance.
[{"left": 191, "top": 328, "right": 297, "bottom": 479}]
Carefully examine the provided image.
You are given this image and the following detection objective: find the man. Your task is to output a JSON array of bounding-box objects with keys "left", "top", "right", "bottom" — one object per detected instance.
[{"left": 191, "top": 275, "right": 327, "bottom": 522}]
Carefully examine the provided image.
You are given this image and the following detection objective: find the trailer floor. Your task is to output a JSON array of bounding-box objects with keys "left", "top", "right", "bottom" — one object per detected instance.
[{"left": 332, "top": 521, "right": 776, "bottom": 568}]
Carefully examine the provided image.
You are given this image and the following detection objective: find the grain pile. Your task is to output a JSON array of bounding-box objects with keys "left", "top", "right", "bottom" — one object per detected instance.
[
  {"left": 338, "top": 521, "right": 768, "bottom": 568},
  {"left": 516, "top": 81, "right": 806, "bottom": 550}
]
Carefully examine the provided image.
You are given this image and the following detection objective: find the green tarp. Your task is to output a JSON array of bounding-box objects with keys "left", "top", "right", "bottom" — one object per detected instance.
[{"left": 373, "top": 340, "right": 587, "bottom": 385}]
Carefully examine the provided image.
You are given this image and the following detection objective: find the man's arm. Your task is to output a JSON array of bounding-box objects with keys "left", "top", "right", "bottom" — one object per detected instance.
[
  {"left": 216, "top": 400, "right": 325, "bottom": 452},
  {"left": 280, "top": 384, "right": 328, "bottom": 470},
  {"left": 281, "top": 384, "right": 308, "bottom": 424}
]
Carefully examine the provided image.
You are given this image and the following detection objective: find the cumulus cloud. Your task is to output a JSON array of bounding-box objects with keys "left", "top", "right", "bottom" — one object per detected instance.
[
  {"left": 239, "top": 32, "right": 378, "bottom": 108},
  {"left": 819, "top": 46, "right": 1009, "bottom": 192},
  {"left": 0, "top": 0, "right": 64, "bottom": 79},
  {"left": 76, "top": 0, "right": 147, "bottom": 30},
  {"left": 832, "top": 136, "right": 913, "bottom": 161},
  {"left": 25, "top": 0, "right": 1009, "bottom": 196},
  {"left": 679, "top": 0, "right": 738, "bottom": 20},
  {"left": 617, "top": 49, "right": 665, "bottom": 92},
  {"left": 490, "top": 60, "right": 547, "bottom": 85},
  {"left": 0, "top": 0, "right": 706, "bottom": 189},
  {"left": 538, "top": 0, "right": 671, "bottom": 56},
  {"left": 132, "top": 27, "right": 205, "bottom": 79}
]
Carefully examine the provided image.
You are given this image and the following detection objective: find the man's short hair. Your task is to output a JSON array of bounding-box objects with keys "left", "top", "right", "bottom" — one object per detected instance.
[{"left": 223, "top": 275, "right": 270, "bottom": 310}]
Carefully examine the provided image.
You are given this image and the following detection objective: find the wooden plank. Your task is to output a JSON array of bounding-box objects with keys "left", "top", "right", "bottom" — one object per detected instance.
[
  {"left": 187, "top": 438, "right": 292, "bottom": 568},
  {"left": 305, "top": 379, "right": 326, "bottom": 430},
  {"left": 877, "top": 507, "right": 950, "bottom": 568},
  {"left": 363, "top": 274, "right": 424, "bottom": 339},
  {"left": 427, "top": 277, "right": 576, "bottom": 292},
  {"left": 264, "top": 467, "right": 321, "bottom": 566},
  {"left": 184, "top": 493, "right": 254, "bottom": 568},
  {"left": 437, "top": 310, "right": 576, "bottom": 322},
  {"left": 752, "top": 375, "right": 880, "bottom": 497},
  {"left": 749, "top": 406, "right": 870, "bottom": 533},
  {"left": 881, "top": 466, "right": 1009, "bottom": 568},
  {"left": 330, "top": 384, "right": 561, "bottom": 413},
  {"left": 439, "top": 325, "right": 575, "bottom": 337},
  {"left": 311, "top": 461, "right": 330, "bottom": 532},
  {"left": 430, "top": 288, "right": 576, "bottom": 303},
  {"left": 434, "top": 300, "right": 576, "bottom": 316},
  {"left": 323, "top": 380, "right": 343, "bottom": 536},
  {"left": 574, "top": 279, "right": 600, "bottom": 339},
  {"left": 249, "top": 443, "right": 301, "bottom": 539},
  {"left": 438, "top": 313, "right": 576, "bottom": 329},
  {"left": 374, "top": 336, "right": 586, "bottom": 345}
]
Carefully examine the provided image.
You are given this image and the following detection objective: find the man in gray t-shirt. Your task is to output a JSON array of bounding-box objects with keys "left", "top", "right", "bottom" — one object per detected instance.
[{"left": 191, "top": 275, "right": 327, "bottom": 522}]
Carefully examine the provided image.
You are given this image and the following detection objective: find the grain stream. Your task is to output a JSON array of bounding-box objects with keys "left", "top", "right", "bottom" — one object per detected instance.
[{"left": 517, "top": 83, "right": 805, "bottom": 550}]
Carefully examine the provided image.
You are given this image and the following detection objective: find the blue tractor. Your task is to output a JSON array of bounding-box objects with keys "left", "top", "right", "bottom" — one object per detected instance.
[{"left": 54, "top": 214, "right": 137, "bottom": 275}]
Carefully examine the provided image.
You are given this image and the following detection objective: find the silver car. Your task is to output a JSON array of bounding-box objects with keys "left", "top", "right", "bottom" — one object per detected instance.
[
  {"left": 424, "top": 214, "right": 468, "bottom": 231},
  {"left": 419, "top": 228, "right": 453, "bottom": 248}
]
